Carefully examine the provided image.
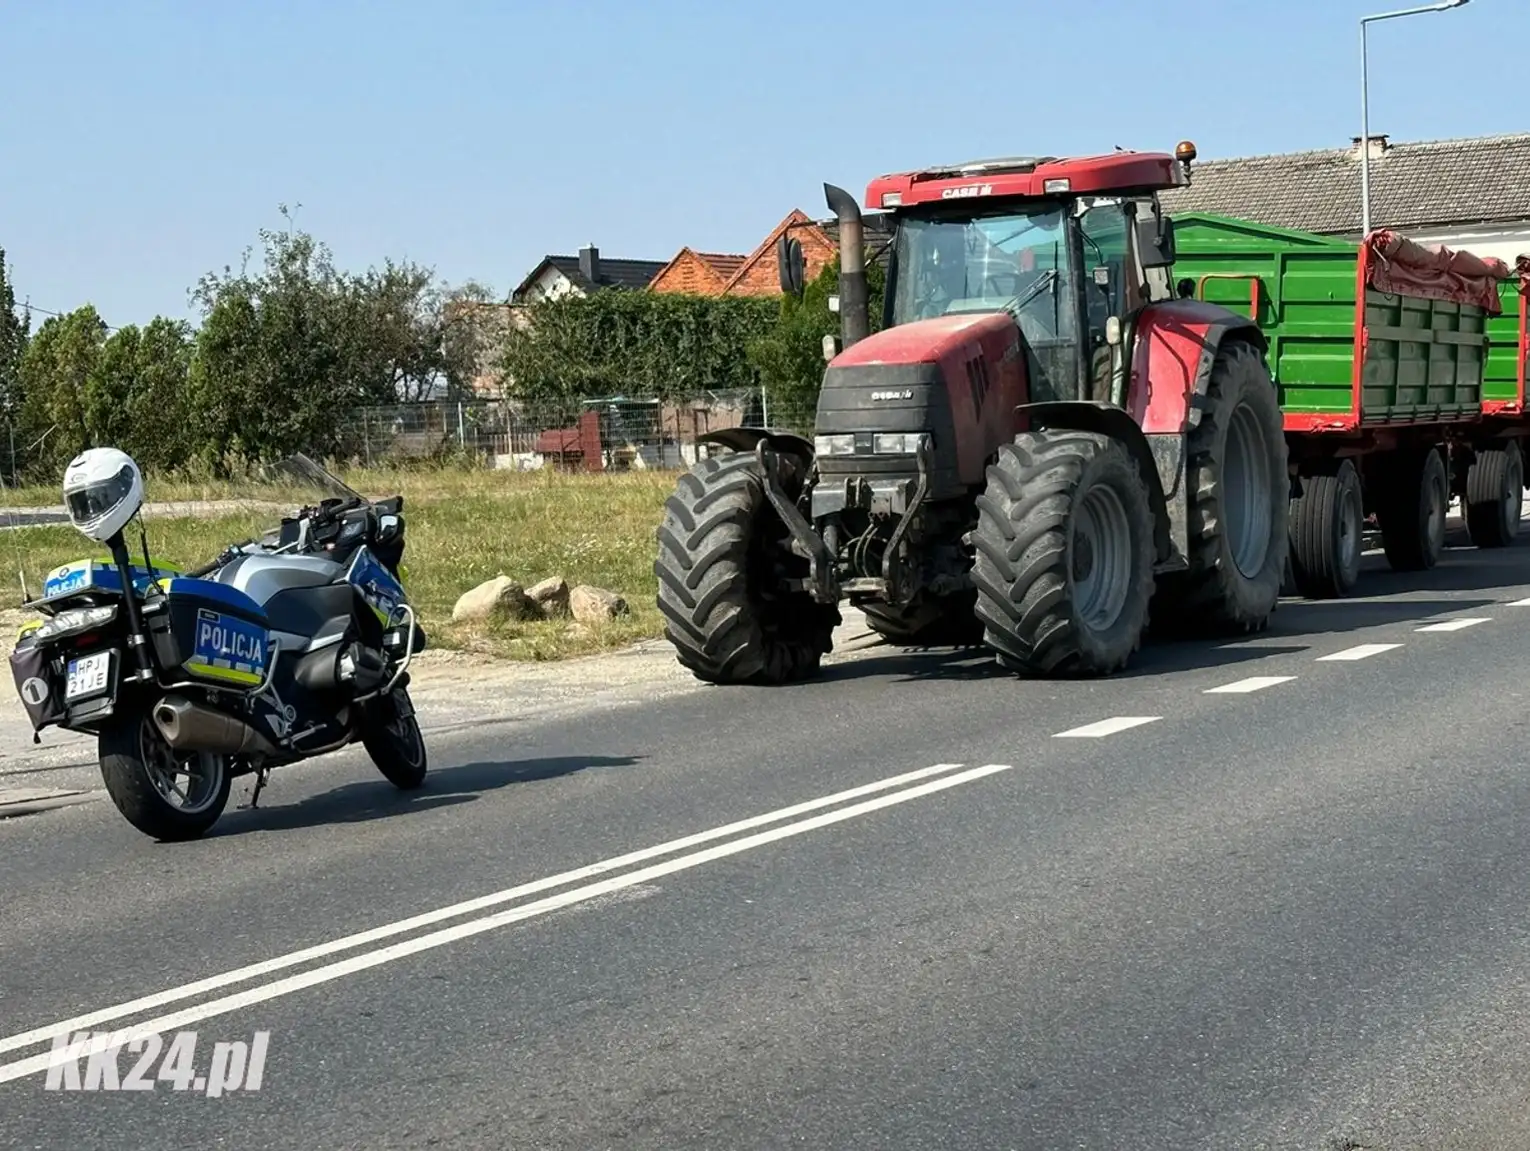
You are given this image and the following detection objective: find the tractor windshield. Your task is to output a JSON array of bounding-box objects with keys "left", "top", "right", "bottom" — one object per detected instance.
[{"left": 889, "top": 205, "right": 1076, "bottom": 347}]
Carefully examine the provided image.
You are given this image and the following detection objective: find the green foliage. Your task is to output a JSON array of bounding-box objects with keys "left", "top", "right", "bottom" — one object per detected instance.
[
  {"left": 0, "top": 248, "right": 28, "bottom": 424},
  {"left": 186, "top": 209, "right": 480, "bottom": 471},
  {"left": 746, "top": 256, "right": 886, "bottom": 431},
  {"left": 17, "top": 305, "right": 108, "bottom": 475},
  {"left": 497, "top": 289, "right": 779, "bottom": 410}
]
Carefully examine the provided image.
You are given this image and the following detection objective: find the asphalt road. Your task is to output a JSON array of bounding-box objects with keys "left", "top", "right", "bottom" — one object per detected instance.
[{"left": 6, "top": 529, "right": 1530, "bottom": 1149}]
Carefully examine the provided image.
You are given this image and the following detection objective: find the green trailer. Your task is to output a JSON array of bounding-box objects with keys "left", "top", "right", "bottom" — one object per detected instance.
[{"left": 1167, "top": 211, "right": 1524, "bottom": 597}]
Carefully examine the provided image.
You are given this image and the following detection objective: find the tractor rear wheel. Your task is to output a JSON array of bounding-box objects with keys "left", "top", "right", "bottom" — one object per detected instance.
[
  {"left": 1464, "top": 440, "right": 1523, "bottom": 548},
  {"left": 971, "top": 430, "right": 1155, "bottom": 676},
  {"left": 655, "top": 447, "right": 839, "bottom": 684},
  {"left": 1162, "top": 337, "right": 1288, "bottom": 634}
]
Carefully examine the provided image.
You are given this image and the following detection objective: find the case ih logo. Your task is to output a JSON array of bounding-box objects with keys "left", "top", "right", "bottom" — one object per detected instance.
[{"left": 942, "top": 184, "right": 993, "bottom": 199}]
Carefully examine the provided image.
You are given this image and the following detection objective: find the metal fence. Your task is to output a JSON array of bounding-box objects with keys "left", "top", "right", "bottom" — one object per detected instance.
[{"left": 333, "top": 388, "right": 821, "bottom": 472}]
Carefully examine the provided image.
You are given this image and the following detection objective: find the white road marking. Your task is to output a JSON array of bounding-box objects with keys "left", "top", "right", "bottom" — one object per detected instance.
[
  {"left": 1315, "top": 643, "right": 1402, "bottom": 662},
  {"left": 1204, "top": 675, "right": 1296, "bottom": 694},
  {"left": 1415, "top": 617, "right": 1490, "bottom": 632},
  {"left": 1508, "top": 597, "right": 1530, "bottom": 607},
  {"left": 0, "top": 760, "right": 1016, "bottom": 1085},
  {"left": 1052, "top": 716, "right": 1160, "bottom": 738},
  {"left": 0, "top": 759, "right": 974, "bottom": 1060}
]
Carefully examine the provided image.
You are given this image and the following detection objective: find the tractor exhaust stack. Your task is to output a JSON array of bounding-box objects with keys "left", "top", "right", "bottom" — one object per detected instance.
[{"left": 823, "top": 182, "right": 869, "bottom": 349}]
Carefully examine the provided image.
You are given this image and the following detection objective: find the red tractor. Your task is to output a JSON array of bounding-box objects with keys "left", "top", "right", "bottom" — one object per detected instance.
[{"left": 654, "top": 142, "right": 1289, "bottom": 682}]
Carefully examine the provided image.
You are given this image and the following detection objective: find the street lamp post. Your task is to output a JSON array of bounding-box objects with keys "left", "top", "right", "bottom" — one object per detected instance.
[{"left": 1361, "top": 0, "right": 1471, "bottom": 236}]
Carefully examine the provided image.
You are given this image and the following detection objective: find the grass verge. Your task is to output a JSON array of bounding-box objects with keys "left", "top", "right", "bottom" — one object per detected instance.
[{"left": 0, "top": 468, "right": 680, "bottom": 662}]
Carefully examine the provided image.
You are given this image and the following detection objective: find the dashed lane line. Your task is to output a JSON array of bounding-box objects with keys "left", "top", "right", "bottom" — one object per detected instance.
[
  {"left": 1053, "top": 716, "right": 1161, "bottom": 739},
  {"left": 1203, "top": 675, "right": 1296, "bottom": 694},
  {"left": 1509, "top": 597, "right": 1530, "bottom": 607},
  {"left": 1415, "top": 617, "right": 1491, "bottom": 632},
  {"left": 1315, "top": 642, "right": 1404, "bottom": 662}
]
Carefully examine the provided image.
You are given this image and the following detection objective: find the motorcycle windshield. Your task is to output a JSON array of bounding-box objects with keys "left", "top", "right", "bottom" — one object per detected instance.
[{"left": 258, "top": 453, "right": 369, "bottom": 509}]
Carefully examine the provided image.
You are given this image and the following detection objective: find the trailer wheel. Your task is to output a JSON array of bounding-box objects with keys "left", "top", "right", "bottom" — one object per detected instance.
[
  {"left": 655, "top": 447, "right": 839, "bottom": 684},
  {"left": 1464, "top": 441, "right": 1523, "bottom": 548},
  {"left": 1375, "top": 447, "right": 1447, "bottom": 571},
  {"left": 859, "top": 592, "right": 984, "bottom": 647},
  {"left": 1289, "top": 460, "right": 1364, "bottom": 597},
  {"left": 972, "top": 430, "right": 1154, "bottom": 676},
  {"left": 1167, "top": 337, "right": 1289, "bottom": 633}
]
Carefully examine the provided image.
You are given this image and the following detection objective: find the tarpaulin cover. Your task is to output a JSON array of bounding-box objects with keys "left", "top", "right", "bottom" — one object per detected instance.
[{"left": 1363, "top": 229, "right": 1513, "bottom": 315}]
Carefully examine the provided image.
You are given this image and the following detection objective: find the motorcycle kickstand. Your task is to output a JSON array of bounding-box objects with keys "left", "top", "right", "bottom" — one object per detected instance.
[{"left": 244, "top": 765, "right": 273, "bottom": 810}]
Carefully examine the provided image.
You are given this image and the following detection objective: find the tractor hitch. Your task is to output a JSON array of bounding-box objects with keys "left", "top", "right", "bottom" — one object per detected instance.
[{"left": 754, "top": 438, "right": 839, "bottom": 604}]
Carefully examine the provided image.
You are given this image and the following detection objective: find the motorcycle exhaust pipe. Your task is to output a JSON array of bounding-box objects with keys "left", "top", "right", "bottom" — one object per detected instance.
[{"left": 152, "top": 695, "right": 278, "bottom": 757}]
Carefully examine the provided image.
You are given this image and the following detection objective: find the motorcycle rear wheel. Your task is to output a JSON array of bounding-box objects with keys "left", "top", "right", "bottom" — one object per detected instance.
[
  {"left": 362, "top": 687, "right": 427, "bottom": 789},
  {"left": 99, "top": 707, "right": 232, "bottom": 841}
]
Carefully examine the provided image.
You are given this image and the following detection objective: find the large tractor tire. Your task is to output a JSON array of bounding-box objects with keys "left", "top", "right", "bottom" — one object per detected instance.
[
  {"left": 859, "top": 590, "right": 984, "bottom": 647},
  {"left": 971, "top": 430, "right": 1155, "bottom": 677},
  {"left": 1288, "top": 459, "right": 1364, "bottom": 598},
  {"left": 1159, "top": 338, "right": 1288, "bottom": 634},
  {"left": 655, "top": 447, "right": 840, "bottom": 685},
  {"left": 1464, "top": 440, "right": 1524, "bottom": 548},
  {"left": 1374, "top": 446, "right": 1447, "bottom": 571}
]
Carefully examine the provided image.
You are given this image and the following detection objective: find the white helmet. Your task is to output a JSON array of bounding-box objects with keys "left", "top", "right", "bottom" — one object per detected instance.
[{"left": 62, "top": 447, "right": 144, "bottom": 543}]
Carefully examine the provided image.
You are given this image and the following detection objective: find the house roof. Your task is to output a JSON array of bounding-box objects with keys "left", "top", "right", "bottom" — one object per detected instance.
[
  {"left": 511, "top": 253, "right": 668, "bottom": 301},
  {"left": 696, "top": 252, "right": 746, "bottom": 279},
  {"left": 1158, "top": 132, "right": 1530, "bottom": 236}
]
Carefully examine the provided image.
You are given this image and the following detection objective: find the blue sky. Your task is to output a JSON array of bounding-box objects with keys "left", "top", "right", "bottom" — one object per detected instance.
[{"left": 1, "top": 0, "right": 1522, "bottom": 328}]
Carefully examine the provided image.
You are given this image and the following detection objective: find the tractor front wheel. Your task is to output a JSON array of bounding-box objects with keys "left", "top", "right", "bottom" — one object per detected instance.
[
  {"left": 971, "top": 430, "right": 1155, "bottom": 676},
  {"left": 1164, "top": 337, "right": 1289, "bottom": 634},
  {"left": 655, "top": 447, "right": 839, "bottom": 684}
]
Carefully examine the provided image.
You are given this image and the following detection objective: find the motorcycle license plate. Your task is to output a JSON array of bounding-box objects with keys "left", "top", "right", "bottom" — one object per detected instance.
[{"left": 65, "top": 652, "right": 111, "bottom": 700}]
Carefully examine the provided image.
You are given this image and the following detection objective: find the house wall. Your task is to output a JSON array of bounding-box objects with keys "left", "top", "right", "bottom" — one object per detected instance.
[
  {"left": 649, "top": 251, "right": 730, "bottom": 295},
  {"left": 1391, "top": 222, "right": 1530, "bottom": 267},
  {"left": 521, "top": 267, "right": 582, "bottom": 303}
]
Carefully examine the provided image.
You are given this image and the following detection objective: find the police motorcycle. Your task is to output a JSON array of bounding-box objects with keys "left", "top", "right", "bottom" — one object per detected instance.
[{"left": 9, "top": 447, "right": 428, "bottom": 841}]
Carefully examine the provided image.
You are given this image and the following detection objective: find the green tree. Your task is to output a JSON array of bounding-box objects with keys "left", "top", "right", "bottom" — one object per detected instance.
[
  {"left": 88, "top": 318, "right": 197, "bottom": 469},
  {"left": 16, "top": 305, "right": 108, "bottom": 478},
  {"left": 0, "top": 248, "right": 30, "bottom": 434},
  {"left": 187, "top": 207, "right": 485, "bottom": 469}
]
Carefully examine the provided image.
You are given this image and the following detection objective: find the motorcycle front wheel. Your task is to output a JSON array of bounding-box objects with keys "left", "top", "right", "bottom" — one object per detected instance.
[
  {"left": 362, "top": 687, "right": 427, "bottom": 789},
  {"left": 99, "top": 707, "right": 232, "bottom": 841}
]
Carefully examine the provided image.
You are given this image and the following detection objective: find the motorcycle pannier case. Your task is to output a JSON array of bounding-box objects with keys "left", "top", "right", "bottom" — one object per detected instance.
[{"left": 146, "top": 577, "right": 273, "bottom": 691}]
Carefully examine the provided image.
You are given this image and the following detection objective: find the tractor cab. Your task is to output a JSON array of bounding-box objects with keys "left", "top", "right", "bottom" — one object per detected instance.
[
  {"left": 865, "top": 147, "right": 1194, "bottom": 406},
  {"left": 784, "top": 144, "right": 1197, "bottom": 409}
]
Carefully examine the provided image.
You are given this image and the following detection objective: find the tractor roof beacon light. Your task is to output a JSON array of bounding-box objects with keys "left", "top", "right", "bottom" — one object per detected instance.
[{"left": 1175, "top": 140, "right": 1197, "bottom": 184}]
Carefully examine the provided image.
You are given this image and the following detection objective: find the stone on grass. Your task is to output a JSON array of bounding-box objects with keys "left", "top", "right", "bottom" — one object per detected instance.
[
  {"left": 452, "top": 576, "right": 538, "bottom": 623},
  {"left": 526, "top": 576, "right": 570, "bottom": 618},
  {"left": 569, "top": 585, "right": 628, "bottom": 624}
]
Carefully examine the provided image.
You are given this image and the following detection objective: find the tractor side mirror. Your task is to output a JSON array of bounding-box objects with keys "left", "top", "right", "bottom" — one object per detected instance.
[
  {"left": 1136, "top": 215, "right": 1177, "bottom": 268},
  {"left": 778, "top": 235, "right": 806, "bottom": 297}
]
